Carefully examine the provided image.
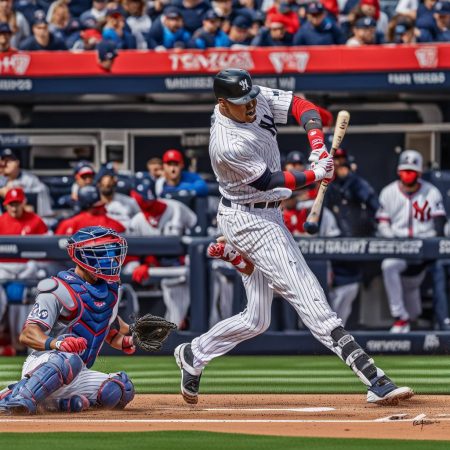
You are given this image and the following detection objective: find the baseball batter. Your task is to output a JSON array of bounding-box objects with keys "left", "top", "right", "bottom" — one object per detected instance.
[
  {"left": 376, "top": 150, "right": 447, "bottom": 333},
  {"left": 175, "top": 68, "right": 413, "bottom": 406},
  {"left": 0, "top": 226, "right": 135, "bottom": 415}
]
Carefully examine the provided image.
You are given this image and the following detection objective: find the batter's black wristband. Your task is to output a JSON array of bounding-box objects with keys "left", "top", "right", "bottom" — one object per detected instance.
[{"left": 45, "top": 337, "right": 53, "bottom": 350}]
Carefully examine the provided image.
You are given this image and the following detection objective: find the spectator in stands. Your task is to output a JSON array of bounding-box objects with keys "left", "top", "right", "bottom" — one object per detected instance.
[
  {"left": 211, "top": 0, "right": 234, "bottom": 31},
  {"left": 0, "top": 187, "right": 48, "bottom": 353},
  {"left": 147, "top": 6, "right": 191, "bottom": 49},
  {"left": 386, "top": 16, "right": 432, "bottom": 43},
  {"left": 102, "top": 8, "right": 137, "bottom": 48},
  {"left": 95, "top": 162, "right": 140, "bottom": 228},
  {"left": 228, "top": 14, "right": 253, "bottom": 45},
  {"left": 0, "top": 0, "right": 30, "bottom": 49},
  {"left": 127, "top": 178, "right": 197, "bottom": 329},
  {"left": 346, "top": 16, "right": 379, "bottom": 45},
  {"left": 395, "top": 0, "right": 419, "bottom": 20},
  {"left": 156, "top": 149, "right": 208, "bottom": 197},
  {"left": 266, "top": 0, "right": 300, "bottom": 34},
  {"left": 97, "top": 39, "right": 118, "bottom": 71},
  {"left": 173, "top": 0, "right": 210, "bottom": 34},
  {"left": 19, "top": 16, "right": 67, "bottom": 50},
  {"left": 46, "top": 0, "right": 80, "bottom": 43},
  {"left": 0, "top": 148, "right": 53, "bottom": 219},
  {"left": 147, "top": 157, "right": 163, "bottom": 180},
  {"left": 148, "top": 0, "right": 167, "bottom": 21},
  {"left": 433, "top": 1, "right": 450, "bottom": 41},
  {"left": 0, "top": 22, "right": 13, "bottom": 52},
  {"left": 293, "top": 2, "right": 345, "bottom": 45},
  {"left": 80, "top": 0, "right": 108, "bottom": 24},
  {"left": 191, "top": 9, "right": 231, "bottom": 48},
  {"left": 416, "top": 0, "right": 439, "bottom": 37},
  {"left": 249, "top": 10, "right": 265, "bottom": 39},
  {"left": 284, "top": 150, "right": 306, "bottom": 172},
  {"left": 376, "top": 150, "right": 446, "bottom": 333},
  {"left": 357, "top": 0, "right": 388, "bottom": 35},
  {"left": 71, "top": 27, "right": 102, "bottom": 50},
  {"left": 55, "top": 185, "right": 125, "bottom": 234},
  {"left": 123, "top": 0, "right": 152, "bottom": 49},
  {"left": 251, "top": 19, "right": 293, "bottom": 45}
]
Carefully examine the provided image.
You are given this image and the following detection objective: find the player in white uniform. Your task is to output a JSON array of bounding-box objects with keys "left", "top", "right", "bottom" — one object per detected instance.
[
  {"left": 174, "top": 68, "right": 413, "bottom": 406},
  {"left": 376, "top": 150, "right": 447, "bottom": 333}
]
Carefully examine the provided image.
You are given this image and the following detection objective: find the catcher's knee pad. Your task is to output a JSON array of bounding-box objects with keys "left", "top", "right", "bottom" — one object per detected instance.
[
  {"left": 97, "top": 372, "right": 135, "bottom": 410},
  {"left": 5, "top": 352, "right": 83, "bottom": 414},
  {"left": 58, "top": 395, "right": 91, "bottom": 413},
  {"left": 331, "top": 327, "right": 377, "bottom": 385}
]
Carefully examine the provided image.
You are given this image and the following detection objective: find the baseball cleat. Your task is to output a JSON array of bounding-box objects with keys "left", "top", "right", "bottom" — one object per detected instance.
[
  {"left": 174, "top": 343, "right": 202, "bottom": 405},
  {"left": 367, "top": 375, "right": 414, "bottom": 405}
]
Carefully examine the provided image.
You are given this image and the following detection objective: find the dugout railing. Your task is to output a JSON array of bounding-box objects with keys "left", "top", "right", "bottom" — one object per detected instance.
[{"left": 0, "top": 236, "right": 450, "bottom": 355}]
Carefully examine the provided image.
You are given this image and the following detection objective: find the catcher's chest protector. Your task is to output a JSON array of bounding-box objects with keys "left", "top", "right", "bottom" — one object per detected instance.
[{"left": 56, "top": 270, "right": 119, "bottom": 368}]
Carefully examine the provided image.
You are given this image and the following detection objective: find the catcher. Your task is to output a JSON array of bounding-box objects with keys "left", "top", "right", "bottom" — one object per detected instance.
[{"left": 0, "top": 226, "right": 176, "bottom": 415}]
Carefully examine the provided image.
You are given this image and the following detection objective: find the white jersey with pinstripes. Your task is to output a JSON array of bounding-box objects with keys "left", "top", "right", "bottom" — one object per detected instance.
[
  {"left": 376, "top": 180, "right": 446, "bottom": 238},
  {"left": 209, "top": 86, "right": 293, "bottom": 204}
]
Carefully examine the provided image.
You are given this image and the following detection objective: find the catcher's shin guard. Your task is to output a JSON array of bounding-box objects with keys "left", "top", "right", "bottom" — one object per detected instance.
[
  {"left": 97, "top": 372, "right": 135, "bottom": 409},
  {"left": 3, "top": 352, "right": 83, "bottom": 414}
]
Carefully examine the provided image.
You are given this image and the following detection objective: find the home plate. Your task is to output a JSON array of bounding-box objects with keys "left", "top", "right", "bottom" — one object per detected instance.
[{"left": 203, "top": 407, "right": 335, "bottom": 412}]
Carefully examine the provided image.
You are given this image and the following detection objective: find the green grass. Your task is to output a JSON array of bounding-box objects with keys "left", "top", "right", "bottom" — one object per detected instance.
[
  {"left": 0, "top": 432, "right": 448, "bottom": 450},
  {"left": 1, "top": 355, "right": 450, "bottom": 394}
]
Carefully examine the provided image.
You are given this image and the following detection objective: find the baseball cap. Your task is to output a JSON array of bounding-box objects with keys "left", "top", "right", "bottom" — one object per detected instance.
[
  {"left": 434, "top": 1, "right": 450, "bottom": 14},
  {"left": 164, "top": 6, "right": 182, "bottom": 19},
  {"left": 286, "top": 151, "right": 306, "bottom": 165},
  {"left": 0, "top": 22, "right": 12, "bottom": 34},
  {"left": 232, "top": 15, "right": 252, "bottom": 29},
  {"left": 74, "top": 161, "right": 95, "bottom": 177},
  {"left": 97, "top": 40, "right": 118, "bottom": 62},
  {"left": 1, "top": 148, "right": 19, "bottom": 160},
  {"left": 94, "top": 162, "right": 117, "bottom": 183},
  {"left": 3, "top": 187, "right": 26, "bottom": 205},
  {"left": 334, "top": 148, "right": 348, "bottom": 158},
  {"left": 394, "top": 19, "right": 413, "bottom": 35},
  {"left": 354, "top": 17, "right": 377, "bottom": 28},
  {"left": 106, "top": 8, "right": 124, "bottom": 18},
  {"left": 32, "top": 17, "right": 48, "bottom": 26},
  {"left": 80, "top": 28, "right": 102, "bottom": 42},
  {"left": 307, "top": 2, "right": 325, "bottom": 14},
  {"left": 204, "top": 9, "right": 220, "bottom": 20},
  {"left": 398, "top": 149, "right": 423, "bottom": 172},
  {"left": 162, "top": 149, "right": 184, "bottom": 164}
]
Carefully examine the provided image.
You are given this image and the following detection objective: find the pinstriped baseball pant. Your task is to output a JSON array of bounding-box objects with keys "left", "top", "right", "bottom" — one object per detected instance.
[{"left": 192, "top": 204, "right": 343, "bottom": 369}]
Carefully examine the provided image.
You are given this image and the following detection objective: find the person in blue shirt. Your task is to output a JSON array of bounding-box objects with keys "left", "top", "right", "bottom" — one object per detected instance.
[
  {"left": 172, "top": 0, "right": 210, "bottom": 34},
  {"left": 416, "top": 0, "right": 439, "bottom": 37},
  {"left": 192, "top": 9, "right": 231, "bottom": 48},
  {"left": 101, "top": 8, "right": 137, "bottom": 49},
  {"left": 293, "top": 1, "right": 345, "bottom": 46},
  {"left": 147, "top": 6, "right": 191, "bottom": 49},
  {"left": 433, "top": 1, "right": 450, "bottom": 41},
  {"left": 251, "top": 20, "right": 293, "bottom": 46},
  {"left": 19, "top": 17, "right": 67, "bottom": 50},
  {"left": 155, "top": 149, "right": 208, "bottom": 197},
  {"left": 228, "top": 14, "right": 253, "bottom": 46}
]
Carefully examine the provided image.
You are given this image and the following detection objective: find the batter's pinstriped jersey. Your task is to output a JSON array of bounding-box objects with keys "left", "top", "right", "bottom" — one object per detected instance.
[
  {"left": 376, "top": 180, "right": 446, "bottom": 238},
  {"left": 209, "top": 86, "right": 293, "bottom": 204}
]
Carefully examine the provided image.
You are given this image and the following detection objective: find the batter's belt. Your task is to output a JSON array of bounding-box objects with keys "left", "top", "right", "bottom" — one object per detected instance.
[{"left": 221, "top": 197, "right": 281, "bottom": 210}]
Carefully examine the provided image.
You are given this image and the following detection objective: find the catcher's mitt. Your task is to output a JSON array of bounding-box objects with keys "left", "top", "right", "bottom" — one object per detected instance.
[{"left": 129, "top": 314, "right": 177, "bottom": 352}]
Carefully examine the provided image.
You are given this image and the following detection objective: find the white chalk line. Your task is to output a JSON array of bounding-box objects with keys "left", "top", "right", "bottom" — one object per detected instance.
[{"left": 1, "top": 418, "right": 450, "bottom": 424}]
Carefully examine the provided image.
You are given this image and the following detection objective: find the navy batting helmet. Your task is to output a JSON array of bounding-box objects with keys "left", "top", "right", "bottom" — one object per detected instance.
[
  {"left": 213, "top": 68, "right": 260, "bottom": 105},
  {"left": 67, "top": 226, "right": 127, "bottom": 282},
  {"left": 77, "top": 185, "right": 102, "bottom": 210}
]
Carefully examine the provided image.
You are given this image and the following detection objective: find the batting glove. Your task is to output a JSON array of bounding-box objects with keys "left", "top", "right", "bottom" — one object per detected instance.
[
  {"left": 55, "top": 336, "right": 88, "bottom": 355},
  {"left": 132, "top": 264, "right": 150, "bottom": 284},
  {"left": 311, "top": 155, "right": 334, "bottom": 181},
  {"left": 308, "top": 145, "right": 329, "bottom": 163},
  {"left": 122, "top": 336, "right": 136, "bottom": 355}
]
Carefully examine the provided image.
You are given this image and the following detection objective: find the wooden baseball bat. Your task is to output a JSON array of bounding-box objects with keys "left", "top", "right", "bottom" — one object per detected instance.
[{"left": 303, "top": 110, "right": 351, "bottom": 235}]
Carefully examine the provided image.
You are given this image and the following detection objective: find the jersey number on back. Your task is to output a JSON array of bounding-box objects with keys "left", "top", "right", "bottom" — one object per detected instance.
[{"left": 259, "top": 115, "right": 277, "bottom": 137}]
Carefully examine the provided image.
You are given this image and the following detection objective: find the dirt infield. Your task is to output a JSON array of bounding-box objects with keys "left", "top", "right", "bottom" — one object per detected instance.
[{"left": 1, "top": 394, "right": 450, "bottom": 440}]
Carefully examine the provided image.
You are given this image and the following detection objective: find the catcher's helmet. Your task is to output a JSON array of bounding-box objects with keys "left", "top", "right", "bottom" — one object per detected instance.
[
  {"left": 213, "top": 68, "right": 260, "bottom": 105},
  {"left": 398, "top": 150, "right": 423, "bottom": 172},
  {"left": 77, "top": 185, "right": 102, "bottom": 210},
  {"left": 67, "top": 226, "right": 127, "bottom": 282}
]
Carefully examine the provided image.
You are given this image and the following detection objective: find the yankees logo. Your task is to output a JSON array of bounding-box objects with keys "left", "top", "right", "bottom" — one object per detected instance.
[
  {"left": 239, "top": 79, "right": 249, "bottom": 91},
  {"left": 412, "top": 200, "right": 431, "bottom": 222},
  {"left": 259, "top": 114, "right": 277, "bottom": 136}
]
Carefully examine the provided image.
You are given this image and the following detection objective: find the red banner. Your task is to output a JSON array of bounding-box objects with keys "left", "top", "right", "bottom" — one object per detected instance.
[{"left": 0, "top": 45, "right": 449, "bottom": 77}]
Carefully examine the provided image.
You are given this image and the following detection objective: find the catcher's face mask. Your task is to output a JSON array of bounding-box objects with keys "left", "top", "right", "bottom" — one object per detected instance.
[{"left": 67, "top": 226, "right": 128, "bottom": 282}]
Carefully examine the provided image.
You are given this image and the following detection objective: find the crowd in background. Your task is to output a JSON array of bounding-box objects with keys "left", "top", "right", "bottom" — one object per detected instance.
[
  {"left": 0, "top": 0, "right": 449, "bottom": 61},
  {"left": 0, "top": 140, "right": 450, "bottom": 354}
]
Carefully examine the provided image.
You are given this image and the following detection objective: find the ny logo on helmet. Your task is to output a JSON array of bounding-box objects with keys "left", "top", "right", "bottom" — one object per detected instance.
[{"left": 239, "top": 79, "right": 250, "bottom": 91}]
